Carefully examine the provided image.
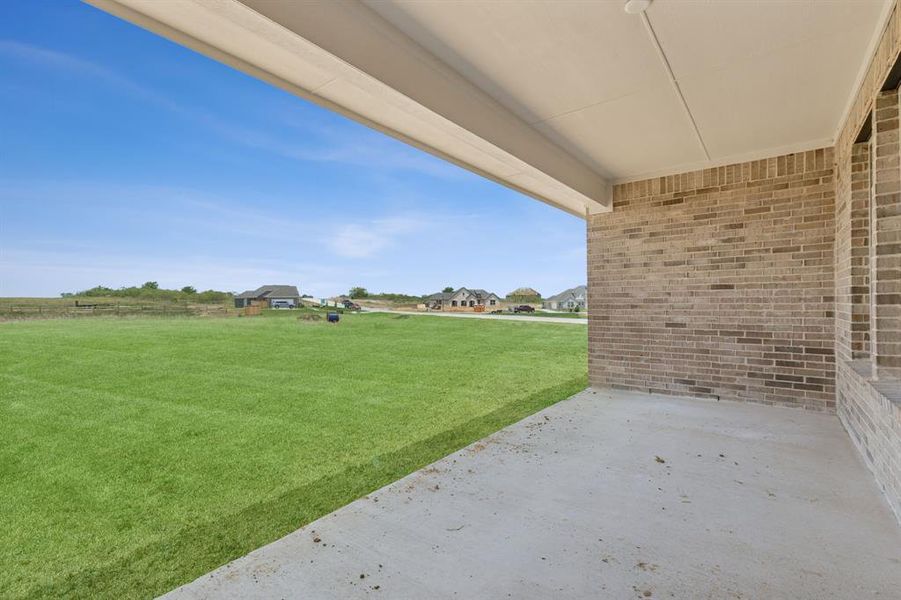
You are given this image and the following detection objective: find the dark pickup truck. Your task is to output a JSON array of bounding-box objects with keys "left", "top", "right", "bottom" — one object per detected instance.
[{"left": 513, "top": 305, "right": 535, "bottom": 313}]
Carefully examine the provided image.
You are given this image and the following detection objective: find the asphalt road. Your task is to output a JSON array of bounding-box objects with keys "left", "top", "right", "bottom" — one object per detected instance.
[{"left": 363, "top": 308, "right": 587, "bottom": 324}]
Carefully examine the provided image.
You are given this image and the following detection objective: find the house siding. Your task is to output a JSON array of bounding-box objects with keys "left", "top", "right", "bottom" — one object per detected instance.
[
  {"left": 543, "top": 286, "right": 587, "bottom": 310},
  {"left": 434, "top": 288, "right": 500, "bottom": 311}
]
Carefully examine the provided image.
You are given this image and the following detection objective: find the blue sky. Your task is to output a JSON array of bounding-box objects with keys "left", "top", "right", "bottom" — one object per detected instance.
[{"left": 0, "top": 1, "right": 585, "bottom": 298}]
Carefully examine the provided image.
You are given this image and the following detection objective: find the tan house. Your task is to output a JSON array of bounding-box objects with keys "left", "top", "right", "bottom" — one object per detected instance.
[
  {"left": 88, "top": 0, "right": 901, "bottom": 596},
  {"left": 425, "top": 287, "right": 501, "bottom": 311}
]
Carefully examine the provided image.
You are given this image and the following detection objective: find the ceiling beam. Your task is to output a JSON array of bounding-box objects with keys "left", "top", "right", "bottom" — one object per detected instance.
[{"left": 84, "top": 0, "right": 612, "bottom": 217}]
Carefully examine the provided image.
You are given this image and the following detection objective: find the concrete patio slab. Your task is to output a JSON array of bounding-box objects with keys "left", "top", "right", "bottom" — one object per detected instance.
[{"left": 161, "top": 388, "right": 901, "bottom": 599}]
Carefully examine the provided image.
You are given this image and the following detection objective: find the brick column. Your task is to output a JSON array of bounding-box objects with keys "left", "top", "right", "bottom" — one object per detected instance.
[
  {"left": 850, "top": 141, "right": 871, "bottom": 358},
  {"left": 872, "top": 89, "right": 901, "bottom": 379}
]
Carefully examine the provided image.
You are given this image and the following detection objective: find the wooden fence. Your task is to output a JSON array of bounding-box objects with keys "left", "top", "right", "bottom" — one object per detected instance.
[{"left": 0, "top": 302, "right": 234, "bottom": 320}]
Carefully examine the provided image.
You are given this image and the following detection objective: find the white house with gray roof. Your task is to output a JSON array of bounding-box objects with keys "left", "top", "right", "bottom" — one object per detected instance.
[
  {"left": 542, "top": 285, "right": 587, "bottom": 311},
  {"left": 234, "top": 285, "right": 301, "bottom": 309}
]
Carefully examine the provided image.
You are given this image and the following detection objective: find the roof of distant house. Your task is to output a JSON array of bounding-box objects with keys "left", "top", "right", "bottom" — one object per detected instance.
[
  {"left": 506, "top": 287, "right": 541, "bottom": 297},
  {"left": 466, "top": 288, "right": 498, "bottom": 299},
  {"left": 546, "top": 285, "right": 587, "bottom": 302},
  {"left": 426, "top": 287, "right": 499, "bottom": 301},
  {"left": 236, "top": 285, "right": 300, "bottom": 299},
  {"left": 425, "top": 292, "right": 453, "bottom": 301}
]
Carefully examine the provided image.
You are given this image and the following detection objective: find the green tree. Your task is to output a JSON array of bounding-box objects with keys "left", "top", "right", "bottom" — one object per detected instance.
[
  {"left": 61, "top": 283, "right": 232, "bottom": 303},
  {"left": 348, "top": 286, "right": 369, "bottom": 298},
  {"left": 196, "top": 290, "right": 229, "bottom": 303},
  {"left": 442, "top": 286, "right": 454, "bottom": 293}
]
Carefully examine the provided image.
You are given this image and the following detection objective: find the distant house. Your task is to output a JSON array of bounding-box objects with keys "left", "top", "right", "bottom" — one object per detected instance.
[
  {"left": 506, "top": 287, "right": 541, "bottom": 302},
  {"left": 425, "top": 287, "right": 501, "bottom": 311},
  {"left": 542, "top": 285, "right": 587, "bottom": 311},
  {"left": 234, "top": 285, "right": 301, "bottom": 308}
]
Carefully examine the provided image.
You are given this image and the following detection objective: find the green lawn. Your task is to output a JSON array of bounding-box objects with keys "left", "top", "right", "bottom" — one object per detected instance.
[
  {"left": 492, "top": 311, "right": 588, "bottom": 319},
  {"left": 0, "top": 313, "right": 586, "bottom": 599}
]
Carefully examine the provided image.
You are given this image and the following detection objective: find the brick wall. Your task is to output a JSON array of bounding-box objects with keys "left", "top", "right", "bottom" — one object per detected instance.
[
  {"left": 873, "top": 90, "right": 901, "bottom": 377},
  {"left": 585, "top": 2, "right": 901, "bottom": 521},
  {"left": 833, "top": 1, "right": 901, "bottom": 524},
  {"left": 587, "top": 149, "right": 836, "bottom": 411},
  {"left": 837, "top": 361, "right": 901, "bottom": 520},
  {"left": 850, "top": 143, "right": 872, "bottom": 359}
]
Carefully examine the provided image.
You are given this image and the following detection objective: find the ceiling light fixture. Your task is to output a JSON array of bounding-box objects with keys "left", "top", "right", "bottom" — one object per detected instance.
[{"left": 624, "top": 0, "right": 652, "bottom": 14}]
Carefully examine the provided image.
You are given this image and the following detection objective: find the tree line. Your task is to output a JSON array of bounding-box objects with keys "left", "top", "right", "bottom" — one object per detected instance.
[
  {"left": 61, "top": 281, "right": 232, "bottom": 303},
  {"left": 347, "top": 286, "right": 430, "bottom": 303}
]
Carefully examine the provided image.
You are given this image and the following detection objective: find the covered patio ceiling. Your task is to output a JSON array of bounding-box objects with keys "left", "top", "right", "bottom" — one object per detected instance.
[{"left": 85, "top": 0, "right": 891, "bottom": 217}]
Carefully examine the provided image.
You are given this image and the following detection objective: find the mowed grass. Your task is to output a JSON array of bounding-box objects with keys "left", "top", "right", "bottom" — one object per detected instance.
[
  {"left": 0, "top": 313, "right": 586, "bottom": 598},
  {"left": 491, "top": 311, "right": 588, "bottom": 319}
]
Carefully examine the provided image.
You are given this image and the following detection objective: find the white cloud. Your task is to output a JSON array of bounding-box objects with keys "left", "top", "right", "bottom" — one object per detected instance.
[
  {"left": 0, "top": 177, "right": 445, "bottom": 295},
  {"left": 0, "top": 248, "right": 337, "bottom": 297},
  {"left": 328, "top": 216, "right": 430, "bottom": 259},
  {"left": 0, "top": 39, "right": 183, "bottom": 111},
  {"left": 0, "top": 39, "right": 464, "bottom": 179},
  {"left": 204, "top": 115, "right": 463, "bottom": 179},
  {"left": 1, "top": 178, "right": 439, "bottom": 256}
]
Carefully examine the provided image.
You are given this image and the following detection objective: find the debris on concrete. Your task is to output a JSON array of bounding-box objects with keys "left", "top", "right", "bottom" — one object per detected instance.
[{"left": 159, "top": 389, "right": 901, "bottom": 600}]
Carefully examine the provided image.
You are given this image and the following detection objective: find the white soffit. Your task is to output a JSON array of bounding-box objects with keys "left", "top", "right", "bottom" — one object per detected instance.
[
  {"left": 650, "top": 0, "right": 890, "bottom": 168},
  {"left": 85, "top": 0, "right": 892, "bottom": 214},
  {"left": 365, "top": 0, "right": 891, "bottom": 182}
]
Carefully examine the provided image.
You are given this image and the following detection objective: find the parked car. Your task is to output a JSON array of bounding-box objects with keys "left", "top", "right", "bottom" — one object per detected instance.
[
  {"left": 513, "top": 305, "right": 535, "bottom": 313},
  {"left": 270, "top": 300, "right": 294, "bottom": 309},
  {"left": 342, "top": 300, "right": 362, "bottom": 310}
]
